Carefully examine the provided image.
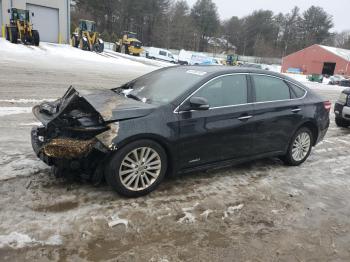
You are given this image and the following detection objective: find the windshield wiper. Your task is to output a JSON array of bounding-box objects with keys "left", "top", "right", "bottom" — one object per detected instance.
[{"left": 126, "top": 93, "right": 142, "bottom": 101}]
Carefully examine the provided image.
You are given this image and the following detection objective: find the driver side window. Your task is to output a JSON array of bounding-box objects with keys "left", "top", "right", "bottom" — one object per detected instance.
[{"left": 194, "top": 75, "right": 248, "bottom": 108}]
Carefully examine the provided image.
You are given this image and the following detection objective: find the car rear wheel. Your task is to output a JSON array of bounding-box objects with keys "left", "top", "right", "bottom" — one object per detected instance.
[
  {"left": 335, "top": 117, "right": 350, "bottom": 128},
  {"left": 105, "top": 140, "right": 167, "bottom": 197},
  {"left": 282, "top": 127, "right": 313, "bottom": 166}
]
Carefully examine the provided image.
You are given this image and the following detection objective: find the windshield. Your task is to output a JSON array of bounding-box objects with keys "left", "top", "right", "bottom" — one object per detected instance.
[
  {"left": 128, "top": 33, "right": 137, "bottom": 38},
  {"left": 118, "top": 68, "right": 208, "bottom": 105},
  {"left": 13, "top": 10, "right": 29, "bottom": 21},
  {"left": 81, "top": 21, "right": 96, "bottom": 32}
]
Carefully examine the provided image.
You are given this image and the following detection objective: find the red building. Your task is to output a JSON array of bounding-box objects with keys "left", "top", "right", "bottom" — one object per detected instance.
[{"left": 281, "top": 44, "right": 350, "bottom": 76}]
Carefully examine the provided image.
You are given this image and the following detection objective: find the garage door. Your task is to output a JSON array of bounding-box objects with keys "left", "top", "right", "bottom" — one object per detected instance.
[{"left": 26, "top": 4, "right": 59, "bottom": 43}]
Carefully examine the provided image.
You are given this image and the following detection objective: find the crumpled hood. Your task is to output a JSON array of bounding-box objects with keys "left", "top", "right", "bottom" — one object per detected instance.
[
  {"left": 33, "top": 87, "right": 157, "bottom": 126},
  {"left": 78, "top": 88, "right": 156, "bottom": 122}
]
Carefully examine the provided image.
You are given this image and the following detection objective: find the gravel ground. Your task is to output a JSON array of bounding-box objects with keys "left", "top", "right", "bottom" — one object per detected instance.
[{"left": 1, "top": 44, "right": 350, "bottom": 262}]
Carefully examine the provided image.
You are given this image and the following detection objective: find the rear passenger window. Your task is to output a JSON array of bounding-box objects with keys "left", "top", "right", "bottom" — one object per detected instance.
[
  {"left": 194, "top": 75, "right": 247, "bottom": 107},
  {"left": 289, "top": 83, "right": 306, "bottom": 98},
  {"left": 159, "top": 51, "right": 167, "bottom": 56},
  {"left": 252, "top": 75, "right": 291, "bottom": 102}
]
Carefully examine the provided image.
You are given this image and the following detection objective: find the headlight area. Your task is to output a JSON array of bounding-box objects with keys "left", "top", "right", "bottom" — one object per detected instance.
[
  {"left": 32, "top": 125, "right": 113, "bottom": 183},
  {"left": 338, "top": 92, "right": 348, "bottom": 105}
]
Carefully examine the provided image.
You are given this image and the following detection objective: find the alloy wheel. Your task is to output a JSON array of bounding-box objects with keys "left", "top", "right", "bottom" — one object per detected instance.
[
  {"left": 119, "top": 147, "right": 161, "bottom": 191},
  {"left": 291, "top": 132, "right": 311, "bottom": 161}
]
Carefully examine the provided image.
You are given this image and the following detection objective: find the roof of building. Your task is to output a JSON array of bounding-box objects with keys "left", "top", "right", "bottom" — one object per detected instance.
[{"left": 319, "top": 45, "right": 350, "bottom": 62}]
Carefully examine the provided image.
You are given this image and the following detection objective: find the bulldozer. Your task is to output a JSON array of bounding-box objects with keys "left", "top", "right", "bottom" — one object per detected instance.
[
  {"left": 5, "top": 8, "right": 40, "bottom": 46},
  {"left": 71, "top": 20, "right": 104, "bottom": 53},
  {"left": 115, "top": 31, "right": 143, "bottom": 56}
]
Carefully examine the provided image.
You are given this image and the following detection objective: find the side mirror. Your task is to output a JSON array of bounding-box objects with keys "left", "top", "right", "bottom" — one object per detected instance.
[
  {"left": 32, "top": 12, "right": 34, "bottom": 17},
  {"left": 8, "top": 9, "right": 10, "bottom": 13},
  {"left": 189, "top": 97, "right": 209, "bottom": 110}
]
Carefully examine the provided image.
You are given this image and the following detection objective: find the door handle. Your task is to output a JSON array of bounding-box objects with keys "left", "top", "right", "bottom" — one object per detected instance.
[
  {"left": 238, "top": 115, "right": 253, "bottom": 121},
  {"left": 291, "top": 108, "right": 301, "bottom": 113}
]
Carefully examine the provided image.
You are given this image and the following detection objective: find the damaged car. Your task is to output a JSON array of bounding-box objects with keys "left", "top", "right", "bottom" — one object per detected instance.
[{"left": 31, "top": 66, "right": 330, "bottom": 197}]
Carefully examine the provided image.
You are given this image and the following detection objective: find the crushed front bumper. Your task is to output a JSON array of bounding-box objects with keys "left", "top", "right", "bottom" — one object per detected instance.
[
  {"left": 31, "top": 126, "right": 102, "bottom": 166},
  {"left": 31, "top": 126, "right": 53, "bottom": 165}
]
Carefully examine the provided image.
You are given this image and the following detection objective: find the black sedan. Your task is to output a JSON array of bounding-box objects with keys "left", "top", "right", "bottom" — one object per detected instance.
[
  {"left": 340, "top": 79, "right": 350, "bottom": 87},
  {"left": 31, "top": 66, "right": 330, "bottom": 197}
]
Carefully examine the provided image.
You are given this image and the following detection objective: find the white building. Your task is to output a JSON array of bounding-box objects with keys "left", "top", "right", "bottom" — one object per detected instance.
[{"left": 0, "top": 0, "right": 70, "bottom": 43}]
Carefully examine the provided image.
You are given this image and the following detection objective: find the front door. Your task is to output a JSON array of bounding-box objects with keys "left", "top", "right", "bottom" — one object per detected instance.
[{"left": 177, "top": 74, "right": 255, "bottom": 169}]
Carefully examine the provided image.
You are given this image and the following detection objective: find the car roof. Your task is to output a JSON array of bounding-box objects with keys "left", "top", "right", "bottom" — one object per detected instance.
[{"left": 168, "top": 65, "right": 293, "bottom": 80}]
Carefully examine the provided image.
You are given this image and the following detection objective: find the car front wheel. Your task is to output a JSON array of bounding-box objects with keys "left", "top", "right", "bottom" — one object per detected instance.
[
  {"left": 282, "top": 127, "right": 313, "bottom": 166},
  {"left": 105, "top": 140, "right": 167, "bottom": 197}
]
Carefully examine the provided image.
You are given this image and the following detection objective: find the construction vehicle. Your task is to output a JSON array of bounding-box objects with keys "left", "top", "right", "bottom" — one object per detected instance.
[
  {"left": 5, "top": 8, "right": 40, "bottom": 46},
  {"left": 115, "top": 31, "right": 143, "bottom": 56},
  {"left": 71, "top": 20, "right": 104, "bottom": 53},
  {"left": 226, "top": 54, "right": 239, "bottom": 66}
]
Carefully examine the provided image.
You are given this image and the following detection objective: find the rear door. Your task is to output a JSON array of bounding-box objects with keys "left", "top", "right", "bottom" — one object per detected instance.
[
  {"left": 249, "top": 74, "right": 306, "bottom": 155},
  {"left": 177, "top": 74, "right": 255, "bottom": 168}
]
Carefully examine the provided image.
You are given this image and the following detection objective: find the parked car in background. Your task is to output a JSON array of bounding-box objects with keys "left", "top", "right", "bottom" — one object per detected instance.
[
  {"left": 307, "top": 74, "right": 323, "bottom": 83},
  {"left": 340, "top": 79, "right": 350, "bottom": 87},
  {"left": 177, "top": 49, "right": 220, "bottom": 65},
  {"left": 178, "top": 49, "right": 193, "bottom": 65},
  {"left": 146, "top": 47, "right": 176, "bottom": 63},
  {"left": 334, "top": 88, "right": 350, "bottom": 127},
  {"left": 328, "top": 75, "right": 345, "bottom": 85},
  {"left": 31, "top": 66, "right": 330, "bottom": 197}
]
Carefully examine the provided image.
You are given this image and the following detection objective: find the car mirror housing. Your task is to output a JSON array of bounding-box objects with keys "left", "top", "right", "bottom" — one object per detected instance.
[{"left": 189, "top": 97, "right": 210, "bottom": 110}]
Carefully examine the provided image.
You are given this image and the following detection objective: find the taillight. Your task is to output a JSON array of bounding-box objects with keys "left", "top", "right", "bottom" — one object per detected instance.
[{"left": 324, "top": 101, "right": 331, "bottom": 111}]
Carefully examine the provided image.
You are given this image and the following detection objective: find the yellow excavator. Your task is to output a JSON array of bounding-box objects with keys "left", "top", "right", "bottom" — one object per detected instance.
[
  {"left": 115, "top": 31, "right": 143, "bottom": 56},
  {"left": 5, "top": 8, "right": 40, "bottom": 46},
  {"left": 71, "top": 19, "right": 104, "bottom": 53}
]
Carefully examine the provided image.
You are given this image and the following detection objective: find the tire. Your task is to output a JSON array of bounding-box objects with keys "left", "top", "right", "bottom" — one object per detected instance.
[
  {"left": 282, "top": 127, "right": 313, "bottom": 166},
  {"left": 9, "top": 27, "right": 18, "bottom": 44},
  {"left": 72, "top": 35, "right": 79, "bottom": 48},
  {"left": 105, "top": 139, "right": 167, "bottom": 197},
  {"left": 335, "top": 117, "right": 350, "bottom": 128},
  {"left": 80, "top": 38, "right": 89, "bottom": 51},
  {"left": 124, "top": 44, "right": 129, "bottom": 55},
  {"left": 5, "top": 27, "right": 10, "bottom": 41},
  {"left": 94, "top": 40, "right": 104, "bottom": 53},
  {"left": 32, "top": 30, "right": 40, "bottom": 46}
]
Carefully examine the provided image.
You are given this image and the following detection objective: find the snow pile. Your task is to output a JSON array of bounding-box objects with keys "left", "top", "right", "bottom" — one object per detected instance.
[
  {"left": 0, "top": 232, "right": 62, "bottom": 249},
  {"left": 0, "top": 38, "right": 149, "bottom": 68}
]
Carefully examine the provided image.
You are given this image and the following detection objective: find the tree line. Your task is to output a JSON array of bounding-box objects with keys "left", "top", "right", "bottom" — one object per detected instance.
[{"left": 73, "top": 0, "right": 350, "bottom": 58}]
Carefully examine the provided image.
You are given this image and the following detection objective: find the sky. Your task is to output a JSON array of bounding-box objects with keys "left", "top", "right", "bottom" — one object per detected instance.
[{"left": 186, "top": 0, "right": 349, "bottom": 32}]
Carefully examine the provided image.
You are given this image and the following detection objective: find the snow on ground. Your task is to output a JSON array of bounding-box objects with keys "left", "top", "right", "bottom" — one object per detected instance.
[
  {"left": 0, "top": 38, "right": 148, "bottom": 68},
  {"left": 0, "top": 232, "right": 62, "bottom": 249},
  {"left": 0, "top": 98, "right": 55, "bottom": 104},
  {"left": 0, "top": 107, "right": 32, "bottom": 117}
]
